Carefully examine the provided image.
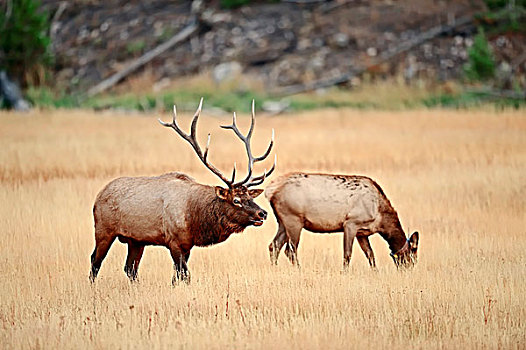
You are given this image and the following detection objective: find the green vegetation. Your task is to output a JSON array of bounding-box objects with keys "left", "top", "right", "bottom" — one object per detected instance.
[
  {"left": 126, "top": 40, "right": 146, "bottom": 55},
  {"left": 422, "top": 90, "right": 525, "bottom": 109},
  {"left": 26, "top": 87, "right": 80, "bottom": 109},
  {"left": 26, "top": 86, "right": 378, "bottom": 113},
  {"left": 220, "top": 0, "right": 252, "bottom": 9},
  {"left": 483, "top": 0, "right": 526, "bottom": 10},
  {"left": 88, "top": 90, "right": 266, "bottom": 113},
  {"left": 0, "top": 0, "right": 52, "bottom": 86},
  {"left": 26, "top": 81, "right": 524, "bottom": 113},
  {"left": 478, "top": 0, "right": 526, "bottom": 34},
  {"left": 463, "top": 28, "right": 496, "bottom": 82}
]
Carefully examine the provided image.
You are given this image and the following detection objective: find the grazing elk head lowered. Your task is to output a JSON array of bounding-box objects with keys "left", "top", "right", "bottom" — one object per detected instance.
[
  {"left": 265, "top": 173, "right": 419, "bottom": 270},
  {"left": 390, "top": 231, "right": 419, "bottom": 268},
  {"left": 90, "top": 98, "right": 275, "bottom": 285}
]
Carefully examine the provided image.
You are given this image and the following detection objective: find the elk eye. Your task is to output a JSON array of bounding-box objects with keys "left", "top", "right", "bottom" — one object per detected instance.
[{"left": 233, "top": 198, "right": 241, "bottom": 206}]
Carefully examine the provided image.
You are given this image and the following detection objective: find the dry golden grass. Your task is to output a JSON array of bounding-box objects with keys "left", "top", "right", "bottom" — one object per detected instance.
[{"left": 0, "top": 107, "right": 525, "bottom": 349}]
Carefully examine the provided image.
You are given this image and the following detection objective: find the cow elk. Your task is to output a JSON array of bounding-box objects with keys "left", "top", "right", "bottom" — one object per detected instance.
[
  {"left": 90, "top": 99, "right": 276, "bottom": 285},
  {"left": 265, "top": 173, "right": 419, "bottom": 269}
]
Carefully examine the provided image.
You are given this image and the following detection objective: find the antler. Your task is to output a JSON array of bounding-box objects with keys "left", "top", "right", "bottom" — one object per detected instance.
[
  {"left": 221, "top": 100, "right": 276, "bottom": 188},
  {"left": 158, "top": 98, "right": 235, "bottom": 188}
]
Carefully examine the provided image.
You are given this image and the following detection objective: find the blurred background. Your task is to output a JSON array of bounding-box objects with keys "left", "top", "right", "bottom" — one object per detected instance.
[{"left": 0, "top": 0, "right": 525, "bottom": 112}]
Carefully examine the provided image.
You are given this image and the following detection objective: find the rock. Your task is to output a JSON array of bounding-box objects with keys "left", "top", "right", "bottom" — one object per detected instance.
[
  {"left": 212, "top": 61, "right": 243, "bottom": 83},
  {"left": 331, "top": 33, "right": 349, "bottom": 48},
  {"left": 297, "top": 38, "right": 311, "bottom": 51},
  {"left": 262, "top": 99, "right": 290, "bottom": 115},
  {"left": 496, "top": 36, "right": 510, "bottom": 48},
  {"left": 496, "top": 61, "right": 513, "bottom": 89},
  {"left": 440, "top": 59, "right": 454, "bottom": 69},
  {"left": 0, "top": 71, "right": 31, "bottom": 111},
  {"left": 100, "top": 21, "right": 110, "bottom": 32},
  {"left": 44, "top": 0, "right": 506, "bottom": 93},
  {"left": 384, "top": 32, "right": 396, "bottom": 41},
  {"left": 90, "top": 29, "right": 100, "bottom": 39},
  {"left": 404, "top": 54, "right": 418, "bottom": 83},
  {"left": 153, "top": 78, "right": 171, "bottom": 92},
  {"left": 231, "top": 27, "right": 242, "bottom": 36},
  {"left": 350, "top": 76, "right": 361, "bottom": 87}
]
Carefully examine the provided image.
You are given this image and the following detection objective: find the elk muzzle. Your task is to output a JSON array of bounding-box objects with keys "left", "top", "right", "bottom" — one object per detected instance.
[
  {"left": 252, "top": 209, "right": 267, "bottom": 226},
  {"left": 390, "top": 240, "right": 417, "bottom": 269}
]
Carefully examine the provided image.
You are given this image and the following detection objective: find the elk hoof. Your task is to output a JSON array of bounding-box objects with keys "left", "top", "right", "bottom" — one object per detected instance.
[
  {"left": 172, "top": 274, "right": 191, "bottom": 286},
  {"left": 269, "top": 243, "right": 278, "bottom": 265}
]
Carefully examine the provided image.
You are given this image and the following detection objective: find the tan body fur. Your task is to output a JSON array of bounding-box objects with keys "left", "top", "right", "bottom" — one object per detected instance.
[
  {"left": 266, "top": 173, "right": 419, "bottom": 268},
  {"left": 91, "top": 172, "right": 266, "bottom": 284},
  {"left": 90, "top": 99, "right": 274, "bottom": 285}
]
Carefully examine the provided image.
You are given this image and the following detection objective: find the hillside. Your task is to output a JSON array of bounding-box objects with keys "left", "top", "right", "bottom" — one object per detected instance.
[{"left": 39, "top": 0, "right": 525, "bottom": 97}]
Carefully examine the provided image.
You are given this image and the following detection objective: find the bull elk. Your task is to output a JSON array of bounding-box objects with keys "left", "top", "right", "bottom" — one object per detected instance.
[
  {"left": 265, "top": 173, "right": 419, "bottom": 269},
  {"left": 90, "top": 99, "right": 276, "bottom": 284}
]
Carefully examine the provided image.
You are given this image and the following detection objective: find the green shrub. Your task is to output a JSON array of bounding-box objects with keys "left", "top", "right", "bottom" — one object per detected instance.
[
  {"left": 0, "top": 0, "right": 52, "bottom": 86},
  {"left": 220, "top": 0, "right": 251, "bottom": 9},
  {"left": 26, "top": 87, "right": 79, "bottom": 108},
  {"left": 464, "top": 28, "right": 496, "bottom": 81},
  {"left": 484, "top": 0, "right": 526, "bottom": 10},
  {"left": 126, "top": 40, "right": 146, "bottom": 55}
]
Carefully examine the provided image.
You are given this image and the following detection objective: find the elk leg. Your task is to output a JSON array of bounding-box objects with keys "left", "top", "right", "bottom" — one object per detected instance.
[
  {"left": 343, "top": 222, "right": 358, "bottom": 269},
  {"left": 124, "top": 241, "right": 145, "bottom": 282},
  {"left": 89, "top": 235, "right": 116, "bottom": 283},
  {"left": 357, "top": 236, "right": 376, "bottom": 269},
  {"left": 269, "top": 222, "right": 287, "bottom": 265},
  {"left": 169, "top": 244, "right": 190, "bottom": 285},
  {"left": 283, "top": 219, "right": 303, "bottom": 266}
]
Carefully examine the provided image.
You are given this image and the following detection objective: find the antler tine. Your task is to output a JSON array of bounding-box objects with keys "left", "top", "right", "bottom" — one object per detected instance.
[
  {"left": 255, "top": 129, "right": 274, "bottom": 162},
  {"left": 158, "top": 104, "right": 193, "bottom": 147},
  {"left": 223, "top": 110, "right": 253, "bottom": 185},
  {"left": 230, "top": 163, "right": 237, "bottom": 184},
  {"left": 221, "top": 112, "right": 245, "bottom": 139},
  {"left": 246, "top": 99, "right": 255, "bottom": 140},
  {"left": 159, "top": 98, "right": 233, "bottom": 188},
  {"left": 219, "top": 101, "right": 276, "bottom": 187},
  {"left": 190, "top": 97, "right": 203, "bottom": 139},
  {"left": 246, "top": 154, "right": 277, "bottom": 188},
  {"left": 158, "top": 105, "right": 178, "bottom": 128},
  {"left": 203, "top": 133, "right": 211, "bottom": 162}
]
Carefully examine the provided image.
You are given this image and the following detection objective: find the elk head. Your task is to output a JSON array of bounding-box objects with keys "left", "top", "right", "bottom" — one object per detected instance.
[
  {"left": 159, "top": 98, "right": 275, "bottom": 228},
  {"left": 390, "top": 231, "right": 419, "bottom": 268}
]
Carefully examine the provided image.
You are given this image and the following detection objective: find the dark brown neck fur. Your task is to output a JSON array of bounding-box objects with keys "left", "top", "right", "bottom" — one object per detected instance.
[
  {"left": 186, "top": 188, "right": 246, "bottom": 247},
  {"left": 377, "top": 194, "right": 407, "bottom": 254}
]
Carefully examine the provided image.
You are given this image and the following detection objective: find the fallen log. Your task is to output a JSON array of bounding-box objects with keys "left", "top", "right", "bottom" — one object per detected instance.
[
  {"left": 86, "top": 17, "right": 199, "bottom": 98},
  {"left": 273, "top": 14, "right": 475, "bottom": 96}
]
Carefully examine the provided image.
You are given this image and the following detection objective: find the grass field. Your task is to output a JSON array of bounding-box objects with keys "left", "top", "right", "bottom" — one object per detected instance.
[{"left": 0, "top": 107, "right": 525, "bottom": 349}]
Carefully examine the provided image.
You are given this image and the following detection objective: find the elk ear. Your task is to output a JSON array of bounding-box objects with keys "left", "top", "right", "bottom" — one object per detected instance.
[
  {"left": 248, "top": 189, "right": 264, "bottom": 198},
  {"left": 215, "top": 186, "right": 230, "bottom": 200},
  {"left": 409, "top": 231, "right": 419, "bottom": 250}
]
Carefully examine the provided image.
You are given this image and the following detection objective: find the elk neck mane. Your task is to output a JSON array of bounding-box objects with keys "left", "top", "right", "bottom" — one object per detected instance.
[
  {"left": 186, "top": 187, "right": 246, "bottom": 246},
  {"left": 376, "top": 189, "right": 408, "bottom": 254}
]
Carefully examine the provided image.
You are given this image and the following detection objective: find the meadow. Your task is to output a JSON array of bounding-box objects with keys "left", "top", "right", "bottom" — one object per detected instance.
[{"left": 0, "top": 107, "right": 524, "bottom": 349}]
